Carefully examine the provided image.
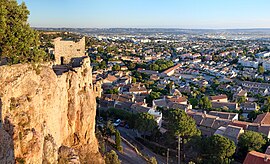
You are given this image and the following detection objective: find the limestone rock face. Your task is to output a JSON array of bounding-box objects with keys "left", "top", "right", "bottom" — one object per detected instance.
[{"left": 0, "top": 59, "right": 103, "bottom": 164}]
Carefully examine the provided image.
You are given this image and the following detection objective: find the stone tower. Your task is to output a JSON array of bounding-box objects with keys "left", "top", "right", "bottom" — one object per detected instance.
[{"left": 53, "top": 37, "right": 86, "bottom": 65}]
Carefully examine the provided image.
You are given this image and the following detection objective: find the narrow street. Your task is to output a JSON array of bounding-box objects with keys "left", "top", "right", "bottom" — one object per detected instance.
[
  {"left": 117, "top": 127, "right": 167, "bottom": 164},
  {"left": 108, "top": 136, "right": 147, "bottom": 164}
]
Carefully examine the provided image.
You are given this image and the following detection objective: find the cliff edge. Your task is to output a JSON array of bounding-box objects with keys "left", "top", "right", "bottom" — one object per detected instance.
[{"left": 0, "top": 57, "right": 103, "bottom": 163}]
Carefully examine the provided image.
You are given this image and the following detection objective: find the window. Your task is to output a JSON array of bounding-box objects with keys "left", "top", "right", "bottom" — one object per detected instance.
[
  {"left": 60, "top": 56, "right": 64, "bottom": 65},
  {"left": 77, "top": 49, "right": 80, "bottom": 51}
]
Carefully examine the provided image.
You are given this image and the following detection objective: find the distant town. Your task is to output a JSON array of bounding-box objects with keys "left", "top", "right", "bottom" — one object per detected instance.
[{"left": 35, "top": 28, "right": 270, "bottom": 164}]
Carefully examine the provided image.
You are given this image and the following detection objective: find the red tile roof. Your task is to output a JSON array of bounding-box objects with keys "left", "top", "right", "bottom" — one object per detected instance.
[
  {"left": 230, "top": 120, "right": 250, "bottom": 130},
  {"left": 168, "top": 96, "right": 187, "bottom": 103},
  {"left": 244, "top": 151, "right": 270, "bottom": 164},
  {"left": 254, "top": 112, "right": 270, "bottom": 125},
  {"left": 162, "top": 64, "right": 181, "bottom": 74},
  {"left": 210, "top": 94, "right": 228, "bottom": 101}
]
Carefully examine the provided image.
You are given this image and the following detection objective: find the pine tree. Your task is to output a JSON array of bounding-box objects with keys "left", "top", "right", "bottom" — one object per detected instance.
[{"left": 0, "top": 0, "right": 48, "bottom": 64}]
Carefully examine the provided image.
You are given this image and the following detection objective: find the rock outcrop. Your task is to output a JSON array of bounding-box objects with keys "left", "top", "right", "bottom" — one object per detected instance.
[{"left": 0, "top": 57, "right": 103, "bottom": 163}]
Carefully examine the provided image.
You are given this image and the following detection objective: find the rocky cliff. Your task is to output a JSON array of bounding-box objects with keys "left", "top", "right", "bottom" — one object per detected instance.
[{"left": 0, "top": 57, "right": 103, "bottom": 163}]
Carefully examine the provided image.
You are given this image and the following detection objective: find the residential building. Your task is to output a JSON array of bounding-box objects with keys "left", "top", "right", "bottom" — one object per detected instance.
[
  {"left": 211, "top": 102, "right": 239, "bottom": 111},
  {"left": 208, "top": 111, "right": 238, "bottom": 121},
  {"left": 238, "top": 57, "right": 259, "bottom": 68},
  {"left": 243, "top": 151, "right": 270, "bottom": 164},
  {"left": 187, "top": 111, "right": 230, "bottom": 137},
  {"left": 221, "top": 125, "right": 244, "bottom": 144},
  {"left": 240, "top": 102, "right": 258, "bottom": 113},
  {"left": 242, "top": 81, "right": 270, "bottom": 96},
  {"left": 263, "top": 60, "right": 270, "bottom": 71},
  {"left": 161, "top": 63, "right": 182, "bottom": 77},
  {"left": 103, "top": 74, "right": 118, "bottom": 84},
  {"left": 153, "top": 96, "right": 192, "bottom": 111},
  {"left": 233, "top": 89, "right": 248, "bottom": 100},
  {"left": 256, "top": 51, "right": 270, "bottom": 58},
  {"left": 127, "top": 83, "right": 149, "bottom": 95},
  {"left": 254, "top": 112, "right": 270, "bottom": 125},
  {"left": 210, "top": 94, "right": 228, "bottom": 102}
]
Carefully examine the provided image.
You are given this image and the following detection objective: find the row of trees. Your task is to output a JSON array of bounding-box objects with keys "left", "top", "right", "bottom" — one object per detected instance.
[{"left": 149, "top": 59, "right": 174, "bottom": 72}]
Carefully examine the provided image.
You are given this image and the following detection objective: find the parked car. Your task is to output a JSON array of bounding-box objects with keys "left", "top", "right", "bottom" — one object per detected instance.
[
  {"left": 124, "top": 124, "right": 129, "bottom": 129},
  {"left": 113, "top": 119, "right": 121, "bottom": 127},
  {"left": 99, "top": 117, "right": 103, "bottom": 121}
]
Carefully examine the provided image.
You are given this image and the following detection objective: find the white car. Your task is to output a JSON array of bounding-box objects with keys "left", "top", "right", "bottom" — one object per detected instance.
[{"left": 113, "top": 119, "right": 121, "bottom": 127}]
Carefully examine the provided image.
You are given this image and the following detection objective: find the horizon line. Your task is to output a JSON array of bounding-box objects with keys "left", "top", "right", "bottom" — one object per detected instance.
[{"left": 33, "top": 27, "right": 270, "bottom": 30}]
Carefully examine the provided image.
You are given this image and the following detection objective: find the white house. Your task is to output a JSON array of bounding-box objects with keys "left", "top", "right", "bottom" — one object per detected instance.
[
  {"left": 148, "top": 108, "right": 163, "bottom": 128},
  {"left": 263, "top": 60, "right": 270, "bottom": 71},
  {"left": 238, "top": 57, "right": 259, "bottom": 68}
]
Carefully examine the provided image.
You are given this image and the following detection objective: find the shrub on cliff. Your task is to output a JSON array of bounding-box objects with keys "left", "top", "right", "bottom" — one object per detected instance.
[
  {"left": 104, "top": 150, "right": 120, "bottom": 164},
  {"left": 0, "top": 0, "right": 49, "bottom": 64}
]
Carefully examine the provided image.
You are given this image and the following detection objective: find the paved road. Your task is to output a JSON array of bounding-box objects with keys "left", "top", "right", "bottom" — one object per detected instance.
[
  {"left": 108, "top": 136, "right": 147, "bottom": 164},
  {"left": 117, "top": 127, "right": 167, "bottom": 164}
]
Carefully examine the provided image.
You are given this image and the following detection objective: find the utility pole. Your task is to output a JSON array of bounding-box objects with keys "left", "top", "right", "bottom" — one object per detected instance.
[
  {"left": 167, "top": 148, "right": 170, "bottom": 164},
  {"left": 178, "top": 135, "right": 181, "bottom": 164}
]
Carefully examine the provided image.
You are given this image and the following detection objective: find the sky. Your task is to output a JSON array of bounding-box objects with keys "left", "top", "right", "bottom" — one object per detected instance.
[{"left": 17, "top": 0, "right": 270, "bottom": 29}]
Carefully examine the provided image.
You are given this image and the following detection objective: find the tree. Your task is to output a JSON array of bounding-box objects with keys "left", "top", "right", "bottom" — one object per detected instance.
[
  {"left": 238, "top": 131, "right": 266, "bottom": 158},
  {"left": 166, "top": 82, "right": 174, "bottom": 93},
  {"left": 262, "top": 96, "right": 270, "bottom": 112},
  {"left": 149, "top": 91, "right": 161, "bottom": 100},
  {"left": 211, "top": 79, "right": 220, "bottom": 88},
  {"left": 199, "top": 96, "right": 212, "bottom": 110},
  {"left": 128, "top": 62, "right": 136, "bottom": 70},
  {"left": 248, "top": 110, "right": 262, "bottom": 121},
  {"left": 237, "top": 96, "right": 246, "bottom": 104},
  {"left": 104, "top": 150, "right": 120, "bottom": 164},
  {"left": 168, "top": 109, "right": 200, "bottom": 163},
  {"left": 115, "top": 130, "right": 122, "bottom": 152},
  {"left": 149, "top": 63, "right": 159, "bottom": 71},
  {"left": 168, "top": 109, "right": 200, "bottom": 139},
  {"left": 258, "top": 66, "right": 265, "bottom": 74},
  {"left": 99, "top": 61, "right": 107, "bottom": 69},
  {"left": 105, "top": 121, "right": 116, "bottom": 137},
  {"left": 203, "top": 135, "right": 236, "bottom": 164},
  {"left": 147, "top": 157, "right": 157, "bottom": 164},
  {"left": 146, "top": 91, "right": 161, "bottom": 106},
  {"left": 97, "top": 46, "right": 104, "bottom": 53},
  {"left": 105, "top": 88, "right": 119, "bottom": 94},
  {"left": 131, "top": 77, "right": 136, "bottom": 83},
  {"left": 0, "top": 0, "right": 48, "bottom": 64},
  {"left": 159, "top": 64, "right": 167, "bottom": 71},
  {"left": 112, "top": 88, "right": 119, "bottom": 94},
  {"left": 112, "top": 64, "right": 120, "bottom": 71},
  {"left": 189, "top": 98, "right": 198, "bottom": 107},
  {"left": 135, "top": 113, "right": 157, "bottom": 137},
  {"left": 199, "top": 86, "right": 206, "bottom": 93}
]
